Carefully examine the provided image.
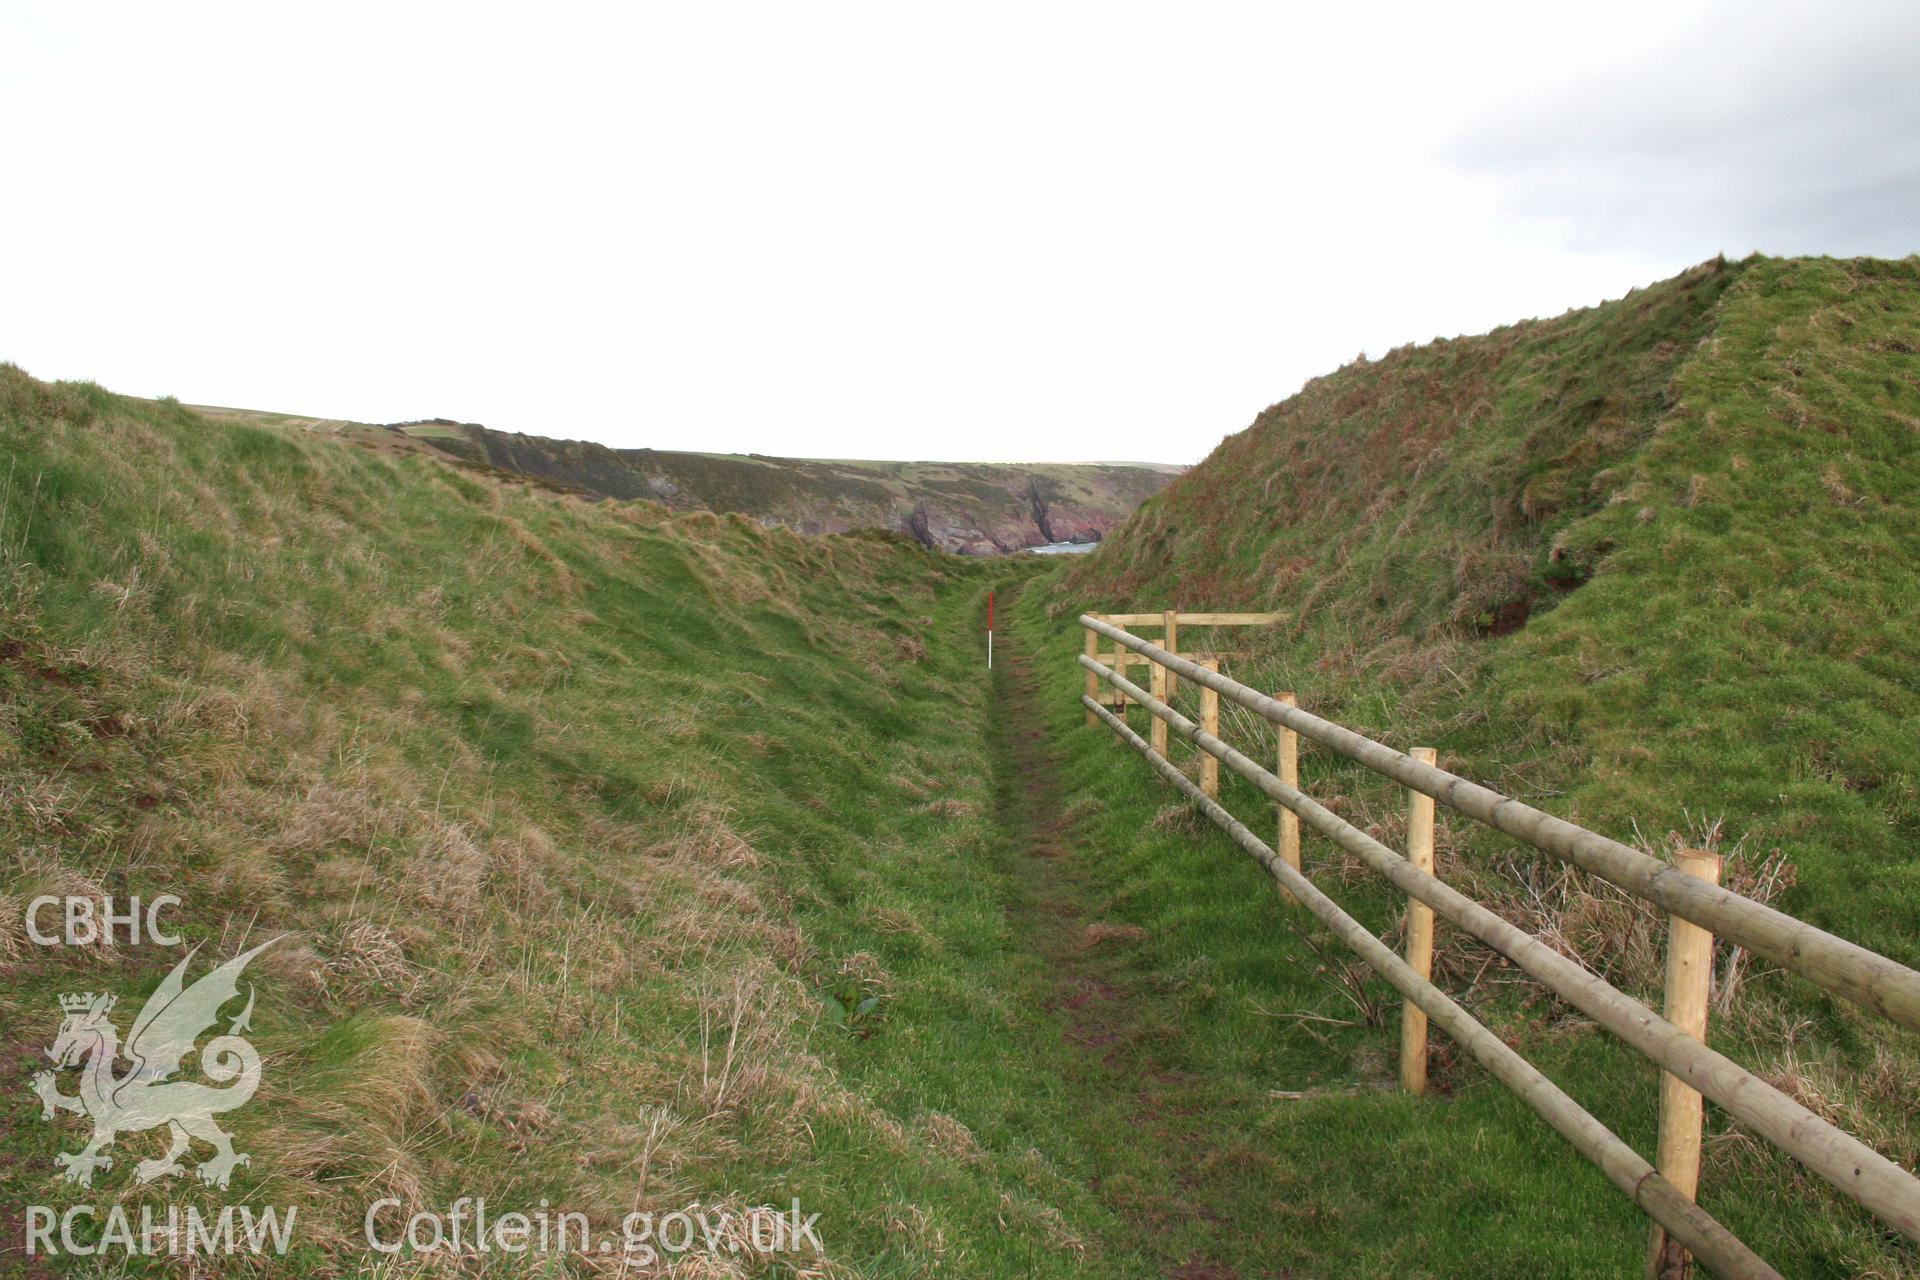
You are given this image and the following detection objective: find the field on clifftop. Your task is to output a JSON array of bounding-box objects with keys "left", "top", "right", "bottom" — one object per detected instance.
[{"left": 191, "top": 406, "right": 1179, "bottom": 555}]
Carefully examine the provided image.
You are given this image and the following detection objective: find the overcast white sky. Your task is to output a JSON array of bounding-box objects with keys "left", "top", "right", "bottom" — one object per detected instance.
[{"left": 3, "top": 2, "right": 1916, "bottom": 463}]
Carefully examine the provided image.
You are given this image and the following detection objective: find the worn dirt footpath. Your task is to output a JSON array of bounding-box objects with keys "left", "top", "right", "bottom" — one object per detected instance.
[{"left": 989, "top": 601, "right": 1279, "bottom": 1280}]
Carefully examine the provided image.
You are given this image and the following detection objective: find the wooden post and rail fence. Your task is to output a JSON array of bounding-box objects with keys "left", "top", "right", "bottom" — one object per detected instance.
[{"left": 1076, "top": 610, "right": 1920, "bottom": 1280}]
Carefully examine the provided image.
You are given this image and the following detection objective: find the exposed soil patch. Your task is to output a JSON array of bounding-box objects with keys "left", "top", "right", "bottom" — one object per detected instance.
[{"left": 1476, "top": 594, "right": 1533, "bottom": 637}]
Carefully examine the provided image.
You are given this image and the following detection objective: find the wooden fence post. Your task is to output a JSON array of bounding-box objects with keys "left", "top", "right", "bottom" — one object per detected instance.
[
  {"left": 1648, "top": 848, "right": 1723, "bottom": 1280},
  {"left": 1401, "top": 746, "right": 1438, "bottom": 1095},
  {"left": 1112, "top": 632, "right": 1127, "bottom": 714},
  {"left": 1199, "top": 659, "right": 1219, "bottom": 797},
  {"left": 1163, "top": 609, "right": 1179, "bottom": 703},
  {"left": 1083, "top": 619, "right": 1101, "bottom": 726},
  {"left": 1149, "top": 659, "right": 1168, "bottom": 758},
  {"left": 1275, "top": 692, "right": 1300, "bottom": 903}
]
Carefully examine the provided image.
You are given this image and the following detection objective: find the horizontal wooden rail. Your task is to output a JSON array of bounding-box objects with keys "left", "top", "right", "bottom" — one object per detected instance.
[
  {"left": 1080, "top": 613, "right": 1920, "bottom": 1034},
  {"left": 1081, "top": 693, "right": 1780, "bottom": 1280},
  {"left": 1083, "top": 654, "right": 1920, "bottom": 1241},
  {"left": 1091, "top": 651, "right": 1253, "bottom": 667},
  {"left": 1169, "top": 611, "right": 1285, "bottom": 626},
  {"left": 1096, "top": 610, "right": 1284, "bottom": 628}
]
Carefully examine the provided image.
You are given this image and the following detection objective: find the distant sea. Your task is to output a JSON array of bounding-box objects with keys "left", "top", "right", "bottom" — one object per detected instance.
[{"left": 1027, "top": 541, "right": 1098, "bottom": 555}]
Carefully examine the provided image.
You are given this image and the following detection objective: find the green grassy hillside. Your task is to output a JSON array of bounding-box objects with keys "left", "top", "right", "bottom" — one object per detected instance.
[
  {"left": 1044, "top": 254, "right": 1920, "bottom": 1273},
  {"left": 1067, "top": 254, "right": 1920, "bottom": 957},
  {"left": 0, "top": 369, "right": 1147, "bottom": 1275}
]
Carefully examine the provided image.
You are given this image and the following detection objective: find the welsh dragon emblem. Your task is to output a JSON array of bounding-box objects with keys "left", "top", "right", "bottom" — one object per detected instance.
[{"left": 30, "top": 939, "right": 278, "bottom": 1189}]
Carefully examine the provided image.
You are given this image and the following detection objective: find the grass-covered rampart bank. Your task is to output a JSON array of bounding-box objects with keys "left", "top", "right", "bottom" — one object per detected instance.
[
  {"left": 1056, "top": 255, "right": 1920, "bottom": 1274},
  {"left": 0, "top": 367, "right": 1140, "bottom": 1276}
]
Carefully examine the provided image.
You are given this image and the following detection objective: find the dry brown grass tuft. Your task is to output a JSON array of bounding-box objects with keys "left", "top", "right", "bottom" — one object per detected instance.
[
  {"left": 7, "top": 849, "right": 111, "bottom": 953},
  {"left": 410, "top": 813, "right": 492, "bottom": 916},
  {"left": 1435, "top": 820, "right": 1800, "bottom": 1035},
  {"left": 1448, "top": 546, "right": 1532, "bottom": 629},
  {"left": 835, "top": 950, "right": 892, "bottom": 997},
  {"left": 1478, "top": 851, "right": 1665, "bottom": 995},
  {"left": 1148, "top": 803, "right": 1205, "bottom": 834},
  {"left": 255, "top": 936, "right": 329, "bottom": 991},
  {"left": 256, "top": 1014, "right": 444, "bottom": 1232},
  {"left": 1079, "top": 922, "right": 1148, "bottom": 949},
  {"left": 690, "top": 964, "right": 809, "bottom": 1121},
  {"left": 866, "top": 904, "right": 938, "bottom": 953},
  {"left": 490, "top": 823, "right": 567, "bottom": 916},
  {"left": 1060, "top": 793, "right": 1106, "bottom": 824},
  {"left": 272, "top": 781, "right": 390, "bottom": 854},
  {"left": 660, "top": 805, "right": 766, "bottom": 871},
  {"left": 997, "top": 1192, "right": 1091, "bottom": 1263},
  {"left": 920, "top": 1110, "right": 984, "bottom": 1165},
  {"left": 2, "top": 773, "right": 92, "bottom": 835},
  {"left": 697, "top": 876, "right": 762, "bottom": 918},
  {"left": 495, "top": 512, "right": 583, "bottom": 597},
  {"left": 0, "top": 891, "right": 20, "bottom": 959},
  {"left": 889, "top": 770, "right": 933, "bottom": 798},
  {"left": 317, "top": 919, "right": 424, "bottom": 1006},
  {"left": 879, "top": 1203, "right": 948, "bottom": 1260}
]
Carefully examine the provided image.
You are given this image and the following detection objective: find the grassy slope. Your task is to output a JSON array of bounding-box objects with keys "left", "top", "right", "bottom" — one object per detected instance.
[
  {"left": 1045, "top": 255, "right": 1920, "bottom": 1274},
  {"left": 0, "top": 368, "right": 1156, "bottom": 1275}
]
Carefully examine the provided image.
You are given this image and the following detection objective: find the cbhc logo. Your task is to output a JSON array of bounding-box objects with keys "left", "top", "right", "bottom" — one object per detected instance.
[{"left": 25, "top": 895, "right": 182, "bottom": 946}]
